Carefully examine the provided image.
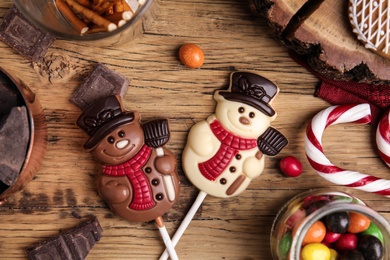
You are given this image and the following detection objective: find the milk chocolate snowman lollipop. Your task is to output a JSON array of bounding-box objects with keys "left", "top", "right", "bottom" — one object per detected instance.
[
  {"left": 160, "top": 72, "right": 288, "bottom": 259},
  {"left": 77, "top": 95, "right": 180, "bottom": 260}
]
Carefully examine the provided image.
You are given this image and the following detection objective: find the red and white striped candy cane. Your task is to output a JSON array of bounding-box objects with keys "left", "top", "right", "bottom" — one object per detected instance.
[
  {"left": 305, "top": 103, "right": 390, "bottom": 197},
  {"left": 376, "top": 109, "right": 390, "bottom": 167}
]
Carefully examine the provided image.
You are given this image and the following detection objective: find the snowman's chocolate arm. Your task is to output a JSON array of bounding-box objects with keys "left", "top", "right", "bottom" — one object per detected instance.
[
  {"left": 257, "top": 127, "right": 288, "bottom": 156},
  {"left": 226, "top": 175, "right": 246, "bottom": 196},
  {"left": 97, "top": 174, "right": 132, "bottom": 204}
]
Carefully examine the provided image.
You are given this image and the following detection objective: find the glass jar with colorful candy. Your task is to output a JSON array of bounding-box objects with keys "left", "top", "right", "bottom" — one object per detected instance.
[{"left": 270, "top": 189, "right": 390, "bottom": 260}]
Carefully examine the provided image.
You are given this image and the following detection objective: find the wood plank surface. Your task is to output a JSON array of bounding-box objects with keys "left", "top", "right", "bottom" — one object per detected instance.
[
  {"left": 250, "top": 0, "right": 390, "bottom": 84},
  {"left": 1, "top": 0, "right": 390, "bottom": 259}
]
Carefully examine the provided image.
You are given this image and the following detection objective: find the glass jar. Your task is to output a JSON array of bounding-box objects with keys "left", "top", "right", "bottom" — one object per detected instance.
[
  {"left": 13, "top": 0, "right": 154, "bottom": 46},
  {"left": 270, "top": 189, "right": 390, "bottom": 259}
]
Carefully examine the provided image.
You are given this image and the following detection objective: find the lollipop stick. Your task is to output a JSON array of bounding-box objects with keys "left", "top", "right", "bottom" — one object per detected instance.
[
  {"left": 159, "top": 191, "right": 208, "bottom": 260},
  {"left": 155, "top": 216, "right": 179, "bottom": 260}
]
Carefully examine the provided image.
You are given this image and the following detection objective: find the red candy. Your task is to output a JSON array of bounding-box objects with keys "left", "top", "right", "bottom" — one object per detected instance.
[
  {"left": 334, "top": 233, "right": 358, "bottom": 251},
  {"left": 323, "top": 230, "right": 341, "bottom": 244},
  {"left": 286, "top": 208, "right": 306, "bottom": 229},
  {"left": 279, "top": 156, "right": 303, "bottom": 177}
]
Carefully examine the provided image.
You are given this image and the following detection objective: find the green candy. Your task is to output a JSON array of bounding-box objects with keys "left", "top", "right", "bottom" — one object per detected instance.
[
  {"left": 360, "top": 222, "right": 384, "bottom": 243},
  {"left": 279, "top": 232, "right": 292, "bottom": 260}
]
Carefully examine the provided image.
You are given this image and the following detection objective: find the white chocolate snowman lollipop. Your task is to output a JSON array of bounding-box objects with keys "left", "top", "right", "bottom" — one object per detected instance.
[{"left": 160, "top": 72, "right": 287, "bottom": 259}]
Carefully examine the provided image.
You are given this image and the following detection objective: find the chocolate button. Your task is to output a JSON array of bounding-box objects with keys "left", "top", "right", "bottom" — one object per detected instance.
[
  {"left": 155, "top": 193, "right": 164, "bottom": 201},
  {"left": 220, "top": 178, "right": 227, "bottom": 185},
  {"left": 229, "top": 166, "right": 236, "bottom": 173},
  {"left": 235, "top": 154, "right": 241, "bottom": 160},
  {"left": 151, "top": 179, "right": 159, "bottom": 186},
  {"left": 145, "top": 167, "right": 152, "bottom": 173}
]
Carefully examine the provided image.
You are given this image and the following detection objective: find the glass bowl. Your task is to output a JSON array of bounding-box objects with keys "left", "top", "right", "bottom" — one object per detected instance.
[{"left": 13, "top": 0, "right": 153, "bottom": 46}]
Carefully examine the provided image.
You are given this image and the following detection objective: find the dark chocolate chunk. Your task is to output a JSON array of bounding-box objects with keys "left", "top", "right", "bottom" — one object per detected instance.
[
  {"left": 0, "top": 70, "right": 24, "bottom": 117},
  {"left": 0, "top": 106, "right": 30, "bottom": 187},
  {"left": 27, "top": 217, "right": 103, "bottom": 260},
  {"left": 143, "top": 119, "right": 170, "bottom": 148},
  {"left": 0, "top": 6, "right": 55, "bottom": 62},
  {"left": 70, "top": 63, "right": 130, "bottom": 110},
  {"left": 257, "top": 127, "right": 288, "bottom": 156},
  {"left": 0, "top": 181, "right": 9, "bottom": 195}
]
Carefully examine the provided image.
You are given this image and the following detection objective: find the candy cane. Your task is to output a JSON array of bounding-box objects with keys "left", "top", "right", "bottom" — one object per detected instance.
[
  {"left": 305, "top": 103, "right": 390, "bottom": 197},
  {"left": 376, "top": 109, "right": 390, "bottom": 167}
]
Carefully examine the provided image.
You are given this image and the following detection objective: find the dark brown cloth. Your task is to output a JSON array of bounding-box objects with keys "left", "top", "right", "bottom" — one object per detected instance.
[{"left": 290, "top": 51, "right": 390, "bottom": 125}]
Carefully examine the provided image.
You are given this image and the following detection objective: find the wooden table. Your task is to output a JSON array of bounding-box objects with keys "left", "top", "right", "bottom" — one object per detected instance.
[{"left": 1, "top": 0, "right": 390, "bottom": 259}]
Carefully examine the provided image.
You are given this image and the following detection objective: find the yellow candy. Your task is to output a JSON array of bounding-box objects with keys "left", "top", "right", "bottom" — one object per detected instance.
[
  {"left": 301, "top": 243, "right": 330, "bottom": 260},
  {"left": 329, "top": 248, "right": 339, "bottom": 260}
]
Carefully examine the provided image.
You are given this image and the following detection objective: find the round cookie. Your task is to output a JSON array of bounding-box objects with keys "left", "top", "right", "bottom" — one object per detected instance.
[{"left": 349, "top": 0, "right": 390, "bottom": 60}]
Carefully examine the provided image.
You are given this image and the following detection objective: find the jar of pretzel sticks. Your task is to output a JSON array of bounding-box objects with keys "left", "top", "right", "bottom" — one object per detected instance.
[{"left": 13, "top": 0, "right": 153, "bottom": 46}]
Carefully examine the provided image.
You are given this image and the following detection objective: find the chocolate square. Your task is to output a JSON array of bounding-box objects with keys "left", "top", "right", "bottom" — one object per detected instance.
[
  {"left": 70, "top": 63, "right": 130, "bottom": 110},
  {"left": 27, "top": 217, "right": 103, "bottom": 260},
  {"left": 0, "top": 6, "right": 55, "bottom": 62}
]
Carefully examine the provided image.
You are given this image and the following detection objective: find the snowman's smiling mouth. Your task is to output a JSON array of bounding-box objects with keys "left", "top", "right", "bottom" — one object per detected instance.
[{"left": 103, "top": 143, "right": 135, "bottom": 158}]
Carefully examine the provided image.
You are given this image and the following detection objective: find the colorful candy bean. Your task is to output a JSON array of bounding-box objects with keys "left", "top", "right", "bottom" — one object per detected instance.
[
  {"left": 179, "top": 43, "right": 204, "bottom": 69},
  {"left": 293, "top": 220, "right": 326, "bottom": 246},
  {"left": 278, "top": 232, "right": 292, "bottom": 260},
  {"left": 301, "top": 243, "right": 330, "bottom": 260},
  {"left": 348, "top": 212, "right": 370, "bottom": 233},
  {"left": 323, "top": 230, "right": 341, "bottom": 244},
  {"left": 358, "top": 235, "right": 383, "bottom": 260},
  {"left": 334, "top": 233, "right": 358, "bottom": 251},
  {"left": 342, "top": 249, "right": 364, "bottom": 260},
  {"left": 329, "top": 248, "right": 339, "bottom": 260},
  {"left": 326, "top": 212, "right": 350, "bottom": 233},
  {"left": 361, "top": 222, "right": 384, "bottom": 243},
  {"left": 279, "top": 156, "right": 303, "bottom": 177}
]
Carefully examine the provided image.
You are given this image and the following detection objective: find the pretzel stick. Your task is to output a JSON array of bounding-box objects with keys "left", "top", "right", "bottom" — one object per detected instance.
[
  {"left": 86, "top": 25, "right": 109, "bottom": 34},
  {"left": 56, "top": 0, "right": 89, "bottom": 34},
  {"left": 104, "top": 11, "right": 133, "bottom": 22},
  {"left": 114, "top": 0, "right": 125, "bottom": 12},
  {"left": 64, "top": 0, "right": 117, "bottom": 31},
  {"left": 93, "top": 0, "right": 116, "bottom": 14}
]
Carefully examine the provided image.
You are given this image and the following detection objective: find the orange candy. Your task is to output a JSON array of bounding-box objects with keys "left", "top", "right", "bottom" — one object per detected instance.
[
  {"left": 179, "top": 43, "right": 204, "bottom": 68},
  {"left": 293, "top": 219, "right": 326, "bottom": 246},
  {"left": 347, "top": 212, "right": 371, "bottom": 233}
]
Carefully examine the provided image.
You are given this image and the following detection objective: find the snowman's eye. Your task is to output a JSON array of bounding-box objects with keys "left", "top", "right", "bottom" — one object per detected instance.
[
  {"left": 249, "top": 112, "right": 255, "bottom": 118},
  {"left": 107, "top": 136, "right": 115, "bottom": 144},
  {"left": 238, "top": 107, "right": 245, "bottom": 113},
  {"left": 118, "top": 131, "right": 125, "bottom": 138}
]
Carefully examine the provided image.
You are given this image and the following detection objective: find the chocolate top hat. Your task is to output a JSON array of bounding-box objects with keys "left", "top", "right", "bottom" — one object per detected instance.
[
  {"left": 218, "top": 72, "right": 278, "bottom": 116},
  {"left": 77, "top": 95, "right": 134, "bottom": 150}
]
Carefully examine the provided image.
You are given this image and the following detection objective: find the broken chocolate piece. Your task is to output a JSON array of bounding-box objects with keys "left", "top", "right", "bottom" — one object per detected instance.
[
  {"left": 0, "top": 106, "right": 30, "bottom": 187},
  {"left": 0, "top": 71, "right": 24, "bottom": 117},
  {"left": 0, "top": 6, "right": 55, "bottom": 62},
  {"left": 70, "top": 63, "right": 130, "bottom": 110},
  {"left": 27, "top": 217, "right": 103, "bottom": 260}
]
